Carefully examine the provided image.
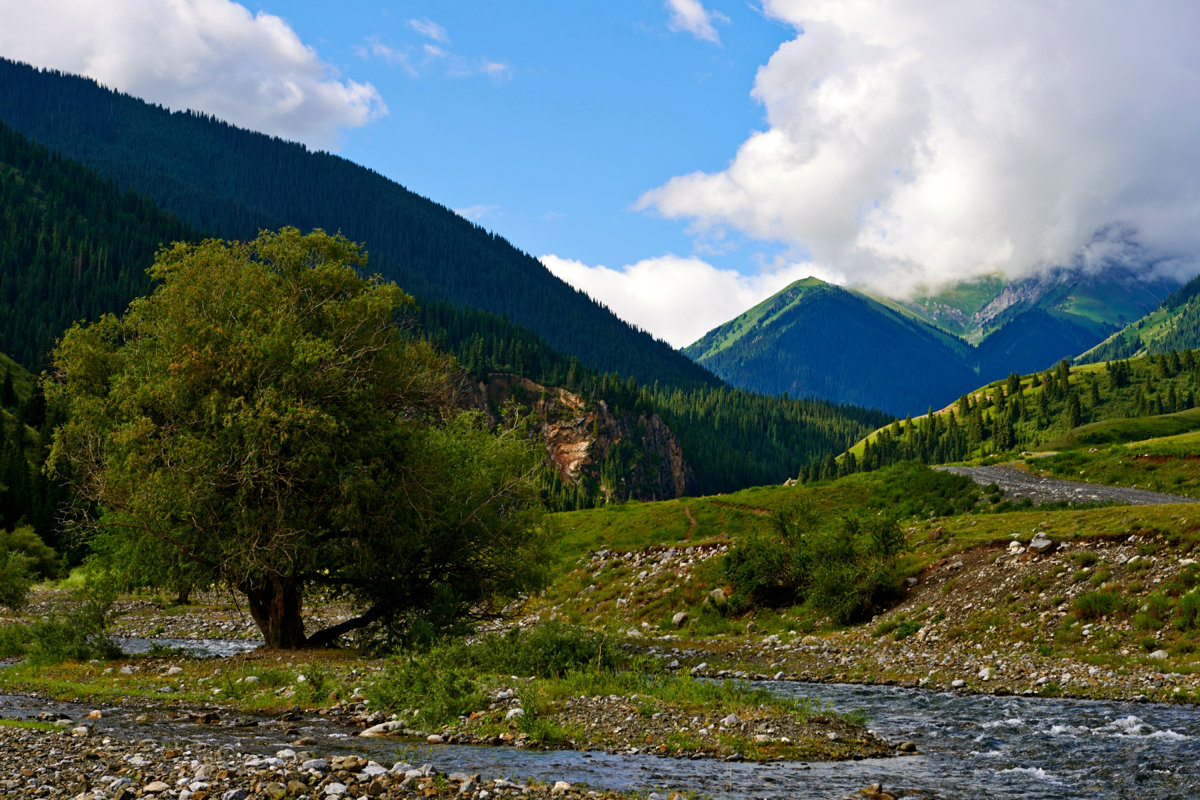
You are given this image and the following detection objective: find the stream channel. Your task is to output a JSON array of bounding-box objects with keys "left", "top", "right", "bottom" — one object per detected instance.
[{"left": 4, "top": 667, "right": 1200, "bottom": 799}]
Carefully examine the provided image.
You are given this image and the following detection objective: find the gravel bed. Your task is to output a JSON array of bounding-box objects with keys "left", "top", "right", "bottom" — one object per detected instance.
[{"left": 937, "top": 464, "right": 1197, "bottom": 506}]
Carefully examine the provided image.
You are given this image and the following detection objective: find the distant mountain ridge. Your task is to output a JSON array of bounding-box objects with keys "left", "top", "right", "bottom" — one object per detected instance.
[
  {"left": 686, "top": 269, "right": 1183, "bottom": 416},
  {"left": 684, "top": 278, "right": 979, "bottom": 415}
]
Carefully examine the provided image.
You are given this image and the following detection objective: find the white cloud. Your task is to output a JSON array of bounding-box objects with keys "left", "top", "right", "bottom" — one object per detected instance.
[
  {"left": 665, "top": 0, "right": 725, "bottom": 44},
  {"left": 454, "top": 204, "right": 501, "bottom": 222},
  {"left": 407, "top": 17, "right": 449, "bottom": 44},
  {"left": 361, "top": 20, "right": 511, "bottom": 83},
  {"left": 541, "top": 254, "right": 839, "bottom": 348},
  {"left": 640, "top": 0, "right": 1200, "bottom": 296},
  {"left": 0, "top": 0, "right": 385, "bottom": 150}
]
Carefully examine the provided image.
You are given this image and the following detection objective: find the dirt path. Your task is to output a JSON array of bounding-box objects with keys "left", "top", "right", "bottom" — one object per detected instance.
[
  {"left": 683, "top": 505, "right": 697, "bottom": 539},
  {"left": 937, "top": 464, "right": 1197, "bottom": 506}
]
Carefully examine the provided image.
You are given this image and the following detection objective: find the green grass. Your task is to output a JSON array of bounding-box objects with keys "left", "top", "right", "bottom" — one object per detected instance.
[
  {"left": 1027, "top": 430, "right": 1200, "bottom": 497},
  {"left": 0, "top": 718, "right": 60, "bottom": 732}
]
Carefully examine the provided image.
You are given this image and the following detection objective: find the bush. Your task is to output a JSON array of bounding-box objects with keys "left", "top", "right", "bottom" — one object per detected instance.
[
  {"left": 866, "top": 463, "right": 980, "bottom": 518},
  {"left": 366, "top": 643, "right": 484, "bottom": 728},
  {"left": 0, "top": 550, "right": 34, "bottom": 610},
  {"left": 1135, "top": 593, "right": 1171, "bottom": 630},
  {"left": 27, "top": 572, "right": 120, "bottom": 665},
  {"left": 0, "top": 527, "right": 62, "bottom": 580},
  {"left": 1073, "top": 589, "right": 1126, "bottom": 621},
  {"left": 725, "top": 506, "right": 907, "bottom": 624},
  {"left": 1175, "top": 590, "right": 1200, "bottom": 631},
  {"left": 484, "top": 621, "right": 618, "bottom": 678},
  {"left": 0, "top": 623, "right": 28, "bottom": 658}
]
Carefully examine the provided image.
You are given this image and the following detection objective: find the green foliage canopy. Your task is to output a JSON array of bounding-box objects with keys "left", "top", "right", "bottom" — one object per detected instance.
[{"left": 47, "top": 228, "right": 549, "bottom": 648}]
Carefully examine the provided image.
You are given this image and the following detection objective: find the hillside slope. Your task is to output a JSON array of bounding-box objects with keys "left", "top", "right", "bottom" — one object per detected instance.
[
  {"left": 1078, "top": 272, "right": 1200, "bottom": 363},
  {"left": 0, "top": 57, "right": 716, "bottom": 392}
]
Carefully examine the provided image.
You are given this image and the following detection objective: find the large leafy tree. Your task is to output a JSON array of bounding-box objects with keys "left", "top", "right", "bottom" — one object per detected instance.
[{"left": 47, "top": 228, "right": 549, "bottom": 648}]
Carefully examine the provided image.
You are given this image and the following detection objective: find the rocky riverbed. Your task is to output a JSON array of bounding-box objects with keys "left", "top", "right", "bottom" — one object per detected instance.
[{"left": 0, "top": 721, "right": 638, "bottom": 800}]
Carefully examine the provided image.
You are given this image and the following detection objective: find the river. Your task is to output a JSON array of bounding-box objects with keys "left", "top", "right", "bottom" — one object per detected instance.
[{"left": 4, "top": 678, "right": 1197, "bottom": 798}]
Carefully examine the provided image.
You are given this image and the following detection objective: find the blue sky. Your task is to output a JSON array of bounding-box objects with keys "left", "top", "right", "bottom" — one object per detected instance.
[
  {"left": 285, "top": 1, "right": 790, "bottom": 273},
  {"left": 3, "top": 1, "right": 1200, "bottom": 346}
]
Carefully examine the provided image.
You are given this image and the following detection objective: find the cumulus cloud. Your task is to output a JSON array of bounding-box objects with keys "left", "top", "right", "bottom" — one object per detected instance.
[
  {"left": 665, "top": 0, "right": 725, "bottom": 44},
  {"left": 0, "top": 0, "right": 384, "bottom": 149},
  {"left": 640, "top": 0, "right": 1200, "bottom": 296},
  {"left": 541, "top": 254, "right": 838, "bottom": 348}
]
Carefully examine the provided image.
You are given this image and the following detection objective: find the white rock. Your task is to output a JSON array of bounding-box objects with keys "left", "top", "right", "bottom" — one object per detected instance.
[{"left": 360, "top": 720, "right": 406, "bottom": 737}]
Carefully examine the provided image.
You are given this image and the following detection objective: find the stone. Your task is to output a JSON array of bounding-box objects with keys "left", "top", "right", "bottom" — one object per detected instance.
[
  {"left": 690, "top": 662, "right": 708, "bottom": 675},
  {"left": 978, "top": 667, "right": 996, "bottom": 681},
  {"left": 671, "top": 611, "right": 690, "bottom": 628},
  {"left": 1029, "top": 533, "right": 1057, "bottom": 555},
  {"left": 260, "top": 782, "right": 288, "bottom": 799},
  {"left": 323, "top": 783, "right": 348, "bottom": 796},
  {"left": 801, "top": 635, "right": 823, "bottom": 647},
  {"left": 301, "top": 758, "right": 328, "bottom": 772},
  {"left": 426, "top": 733, "right": 444, "bottom": 744},
  {"left": 1148, "top": 649, "right": 1170, "bottom": 660},
  {"left": 706, "top": 588, "right": 726, "bottom": 605},
  {"left": 166, "top": 665, "right": 184, "bottom": 676},
  {"left": 721, "top": 713, "right": 740, "bottom": 727},
  {"left": 550, "top": 781, "right": 572, "bottom": 796},
  {"left": 951, "top": 679, "right": 966, "bottom": 689},
  {"left": 505, "top": 708, "right": 525, "bottom": 721},
  {"left": 143, "top": 781, "right": 171, "bottom": 793},
  {"left": 221, "top": 791, "right": 249, "bottom": 800},
  {"left": 896, "top": 741, "right": 918, "bottom": 753}
]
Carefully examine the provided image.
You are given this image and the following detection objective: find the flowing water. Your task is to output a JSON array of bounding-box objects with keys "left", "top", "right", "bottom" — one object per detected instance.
[
  {"left": 3, "top": 677, "right": 1198, "bottom": 798},
  {"left": 111, "top": 637, "right": 261, "bottom": 658}
]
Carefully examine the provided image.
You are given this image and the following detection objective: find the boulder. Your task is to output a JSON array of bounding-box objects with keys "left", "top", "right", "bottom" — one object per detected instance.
[
  {"left": 359, "top": 720, "right": 406, "bottom": 738},
  {"left": 671, "top": 611, "right": 690, "bottom": 628},
  {"left": 1028, "top": 533, "right": 1056, "bottom": 555}
]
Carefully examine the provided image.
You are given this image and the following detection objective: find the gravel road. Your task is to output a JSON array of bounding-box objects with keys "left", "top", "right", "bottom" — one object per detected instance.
[{"left": 937, "top": 464, "right": 1197, "bottom": 506}]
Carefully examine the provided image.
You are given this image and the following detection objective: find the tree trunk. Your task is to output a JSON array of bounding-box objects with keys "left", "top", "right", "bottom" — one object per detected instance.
[{"left": 241, "top": 575, "right": 307, "bottom": 649}]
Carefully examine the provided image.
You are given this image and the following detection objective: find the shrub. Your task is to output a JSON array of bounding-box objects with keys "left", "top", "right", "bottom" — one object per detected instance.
[
  {"left": 1135, "top": 593, "right": 1171, "bottom": 630},
  {"left": 865, "top": 463, "right": 980, "bottom": 518},
  {"left": 366, "top": 643, "right": 484, "bottom": 728},
  {"left": 26, "top": 572, "right": 120, "bottom": 665},
  {"left": 725, "top": 506, "right": 907, "bottom": 624},
  {"left": 0, "top": 527, "right": 62, "bottom": 580},
  {"left": 0, "top": 550, "right": 34, "bottom": 610},
  {"left": 1073, "top": 589, "right": 1126, "bottom": 621},
  {"left": 485, "top": 621, "right": 618, "bottom": 678},
  {"left": 1175, "top": 590, "right": 1200, "bottom": 631},
  {"left": 0, "top": 623, "right": 28, "bottom": 658}
]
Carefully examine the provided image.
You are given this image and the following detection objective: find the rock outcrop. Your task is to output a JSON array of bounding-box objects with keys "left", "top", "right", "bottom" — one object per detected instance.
[{"left": 467, "top": 373, "right": 694, "bottom": 502}]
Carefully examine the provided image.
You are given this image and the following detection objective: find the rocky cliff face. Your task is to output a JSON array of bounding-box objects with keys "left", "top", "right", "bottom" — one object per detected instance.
[{"left": 468, "top": 373, "right": 694, "bottom": 502}]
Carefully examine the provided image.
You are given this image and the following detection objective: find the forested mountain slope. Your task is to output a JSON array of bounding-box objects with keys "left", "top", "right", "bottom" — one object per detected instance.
[
  {"left": 687, "top": 275, "right": 1177, "bottom": 417},
  {"left": 685, "top": 279, "right": 978, "bottom": 415},
  {"left": 0, "top": 57, "right": 716, "bottom": 392},
  {"left": 0, "top": 120, "right": 194, "bottom": 369},
  {"left": 0, "top": 81, "right": 890, "bottom": 501},
  {"left": 1078, "top": 272, "right": 1200, "bottom": 364}
]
